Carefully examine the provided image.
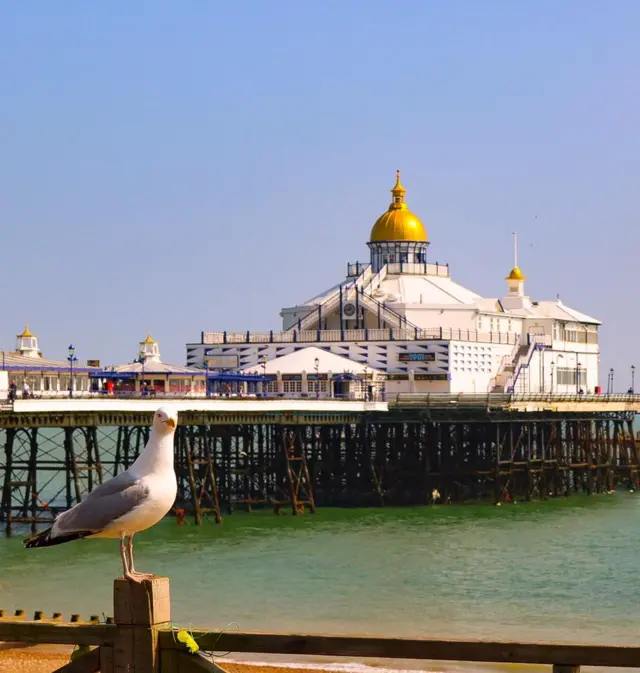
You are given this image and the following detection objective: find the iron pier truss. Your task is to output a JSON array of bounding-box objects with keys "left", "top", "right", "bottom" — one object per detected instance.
[{"left": 1, "top": 396, "right": 638, "bottom": 535}]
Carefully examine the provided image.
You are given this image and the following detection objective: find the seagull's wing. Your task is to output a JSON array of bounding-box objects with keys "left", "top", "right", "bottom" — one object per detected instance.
[{"left": 52, "top": 471, "right": 151, "bottom": 535}]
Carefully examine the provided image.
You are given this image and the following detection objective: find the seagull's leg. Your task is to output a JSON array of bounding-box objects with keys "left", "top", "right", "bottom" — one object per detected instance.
[
  {"left": 120, "top": 533, "right": 133, "bottom": 580},
  {"left": 122, "top": 532, "right": 144, "bottom": 583},
  {"left": 125, "top": 533, "right": 155, "bottom": 582}
]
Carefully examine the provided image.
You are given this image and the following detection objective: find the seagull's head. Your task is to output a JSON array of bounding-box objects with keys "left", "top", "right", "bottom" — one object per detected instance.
[{"left": 154, "top": 407, "right": 178, "bottom": 434}]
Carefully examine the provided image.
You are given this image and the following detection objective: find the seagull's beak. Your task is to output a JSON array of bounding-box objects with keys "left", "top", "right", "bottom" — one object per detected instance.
[{"left": 164, "top": 417, "right": 177, "bottom": 429}]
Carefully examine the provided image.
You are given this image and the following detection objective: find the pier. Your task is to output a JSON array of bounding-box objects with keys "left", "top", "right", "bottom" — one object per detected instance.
[{"left": 1, "top": 394, "right": 639, "bottom": 535}]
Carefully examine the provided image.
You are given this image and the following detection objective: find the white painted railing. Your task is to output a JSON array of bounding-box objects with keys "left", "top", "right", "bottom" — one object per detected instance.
[{"left": 202, "top": 328, "right": 519, "bottom": 345}]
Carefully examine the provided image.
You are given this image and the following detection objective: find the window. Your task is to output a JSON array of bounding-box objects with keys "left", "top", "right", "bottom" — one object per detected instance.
[
  {"left": 283, "top": 381, "right": 302, "bottom": 394},
  {"left": 556, "top": 367, "right": 587, "bottom": 387}
]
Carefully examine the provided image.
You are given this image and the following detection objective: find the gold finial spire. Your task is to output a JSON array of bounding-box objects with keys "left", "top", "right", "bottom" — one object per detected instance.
[
  {"left": 143, "top": 333, "right": 155, "bottom": 344},
  {"left": 19, "top": 324, "right": 33, "bottom": 338},
  {"left": 392, "top": 169, "right": 405, "bottom": 195},
  {"left": 370, "top": 170, "right": 427, "bottom": 242},
  {"left": 390, "top": 169, "right": 407, "bottom": 210}
]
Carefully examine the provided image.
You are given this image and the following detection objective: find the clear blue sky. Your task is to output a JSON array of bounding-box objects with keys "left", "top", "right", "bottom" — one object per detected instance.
[{"left": 1, "top": 1, "right": 638, "bottom": 384}]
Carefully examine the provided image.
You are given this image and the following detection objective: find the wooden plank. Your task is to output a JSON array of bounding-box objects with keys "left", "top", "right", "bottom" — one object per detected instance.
[
  {"left": 178, "top": 652, "right": 230, "bottom": 672},
  {"left": 99, "top": 645, "right": 114, "bottom": 673},
  {"left": 157, "top": 631, "right": 640, "bottom": 668},
  {"left": 51, "top": 647, "right": 101, "bottom": 672},
  {"left": 160, "top": 649, "right": 181, "bottom": 673},
  {"left": 0, "top": 621, "right": 115, "bottom": 646}
]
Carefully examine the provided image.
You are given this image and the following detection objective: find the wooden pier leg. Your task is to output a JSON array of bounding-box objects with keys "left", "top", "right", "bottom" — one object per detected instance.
[{"left": 112, "top": 577, "right": 171, "bottom": 673}]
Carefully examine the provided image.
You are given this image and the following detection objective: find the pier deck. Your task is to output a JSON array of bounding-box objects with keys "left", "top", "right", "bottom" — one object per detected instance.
[{"left": 1, "top": 394, "right": 639, "bottom": 535}]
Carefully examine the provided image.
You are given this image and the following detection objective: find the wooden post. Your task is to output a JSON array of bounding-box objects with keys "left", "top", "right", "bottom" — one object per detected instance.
[{"left": 111, "top": 577, "right": 170, "bottom": 673}]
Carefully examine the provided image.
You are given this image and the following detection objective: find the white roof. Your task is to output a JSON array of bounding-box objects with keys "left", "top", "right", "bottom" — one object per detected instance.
[
  {"left": 283, "top": 267, "right": 601, "bottom": 328},
  {"left": 0, "top": 352, "right": 100, "bottom": 370},
  {"left": 300, "top": 280, "right": 347, "bottom": 306},
  {"left": 527, "top": 299, "right": 601, "bottom": 325},
  {"left": 242, "top": 346, "right": 380, "bottom": 375},
  {"left": 111, "top": 361, "right": 205, "bottom": 375},
  {"left": 378, "top": 274, "right": 482, "bottom": 306}
]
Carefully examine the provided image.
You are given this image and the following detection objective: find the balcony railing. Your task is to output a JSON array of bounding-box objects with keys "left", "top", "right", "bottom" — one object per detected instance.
[{"left": 201, "top": 328, "right": 519, "bottom": 346}]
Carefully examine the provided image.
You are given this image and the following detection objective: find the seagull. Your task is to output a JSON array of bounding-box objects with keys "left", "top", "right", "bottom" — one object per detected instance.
[{"left": 24, "top": 407, "right": 178, "bottom": 583}]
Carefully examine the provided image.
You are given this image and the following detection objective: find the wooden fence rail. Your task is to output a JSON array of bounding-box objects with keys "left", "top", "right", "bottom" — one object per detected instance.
[{"left": 0, "top": 577, "right": 639, "bottom": 672}]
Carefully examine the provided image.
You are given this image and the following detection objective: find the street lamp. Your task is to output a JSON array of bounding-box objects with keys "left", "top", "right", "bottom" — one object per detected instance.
[
  {"left": 67, "top": 345, "right": 77, "bottom": 399},
  {"left": 550, "top": 361, "right": 555, "bottom": 394},
  {"left": 314, "top": 357, "right": 320, "bottom": 398},
  {"left": 138, "top": 350, "right": 147, "bottom": 395},
  {"left": 261, "top": 354, "right": 267, "bottom": 397},
  {"left": 631, "top": 365, "right": 636, "bottom": 394},
  {"left": 363, "top": 364, "right": 368, "bottom": 401},
  {"left": 609, "top": 367, "right": 615, "bottom": 394}
]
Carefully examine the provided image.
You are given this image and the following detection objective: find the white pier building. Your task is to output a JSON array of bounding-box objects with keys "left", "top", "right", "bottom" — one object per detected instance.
[{"left": 187, "top": 172, "right": 600, "bottom": 395}]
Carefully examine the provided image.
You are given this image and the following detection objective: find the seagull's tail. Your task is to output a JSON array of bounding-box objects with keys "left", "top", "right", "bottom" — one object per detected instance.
[{"left": 24, "top": 527, "right": 94, "bottom": 548}]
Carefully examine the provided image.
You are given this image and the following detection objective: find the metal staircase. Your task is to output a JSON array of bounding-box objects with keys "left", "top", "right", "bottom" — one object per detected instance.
[
  {"left": 290, "top": 263, "right": 419, "bottom": 333},
  {"left": 502, "top": 336, "right": 548, "bottom": 393}
]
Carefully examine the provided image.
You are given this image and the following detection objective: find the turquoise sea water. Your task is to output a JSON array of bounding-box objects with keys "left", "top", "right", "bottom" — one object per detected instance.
[{"left": 1, "top": 495, "right": 639, "bottom": 670}]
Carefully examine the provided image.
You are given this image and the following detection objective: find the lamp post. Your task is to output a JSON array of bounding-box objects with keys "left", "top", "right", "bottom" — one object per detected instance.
[
  {"left": 631, "top": 365, "right": 636, "bottom": 394},
  {"left": 314, "top": 357, "right": 320, "bottom": 398},
  {"left": 261, "top": 354, "right": 267, "bottom": 397},
  {"left": 138, "top": 350, "right": 146, "bottom": 396},
  {"left": 363, "top": 364, "right": 368, "bottom": 401},
  {"left": 67, "top": 345, "right": 77, "bottom": 399},
  {"left": 609, "top": 367, "right": 615, "bottom": 394},
  {"left": 550, "top": 361, "right": 555, "bottom": 394}
]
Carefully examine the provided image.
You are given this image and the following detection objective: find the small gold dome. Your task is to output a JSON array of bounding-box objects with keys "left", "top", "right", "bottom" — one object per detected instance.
[
  {"left": 143, "top": 333, "right": 155, "bottom": 344},
  {"left": 370, "top": 170, "right": 427, "bottom": 243},
  {"left": 505, "top": 267, "right": 526, "bottom": 281},
  {"left": 18, "top": 324, "right": 33, "bottom": 338}
]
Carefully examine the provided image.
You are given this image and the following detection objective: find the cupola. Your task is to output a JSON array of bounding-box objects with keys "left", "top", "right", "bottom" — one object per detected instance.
[
  {"left": 138, "top": 334, "right": 161, "bottom": 363},
  {"left": 16, "top": 325, "right": 41, "bottom": 358},
  {"left": 367, "top": 171, "right": 430, "bottom": 273}
]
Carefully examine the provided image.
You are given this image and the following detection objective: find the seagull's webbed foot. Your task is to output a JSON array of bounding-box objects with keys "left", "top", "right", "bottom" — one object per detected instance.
[{"left": 124, "top": 570, "right": 156, "bottom": 583}]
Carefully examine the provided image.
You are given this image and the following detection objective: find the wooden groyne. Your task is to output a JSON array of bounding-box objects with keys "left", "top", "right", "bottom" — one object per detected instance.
[
  {"left": 1, "top": 394, "right": 640, "bottom": 534},
  {"left": 0, "top": 608, "right": 112, "bottom": 623},
  {"left": 0, "top": 576, "right": 639, "bottom": 672}
]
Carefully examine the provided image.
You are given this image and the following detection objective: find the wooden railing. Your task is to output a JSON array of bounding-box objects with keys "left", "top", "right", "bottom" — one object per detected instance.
[{"left": 1, "top": 577, "right": 639, "bottom": 672}]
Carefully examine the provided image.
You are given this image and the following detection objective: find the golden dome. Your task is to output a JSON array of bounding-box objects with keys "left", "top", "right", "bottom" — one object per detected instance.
[
  {"left": 18, "top": 324, "right": 33, "bottom": 338},
  {"left": 505, "top": 267, "right": 526, "bottom": 281},
  {"left": 143, "top": 333, "right": 155, "bottom": 344},
  {"left": 370, "top": 170, "right": 427, "bottom": 243}
]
